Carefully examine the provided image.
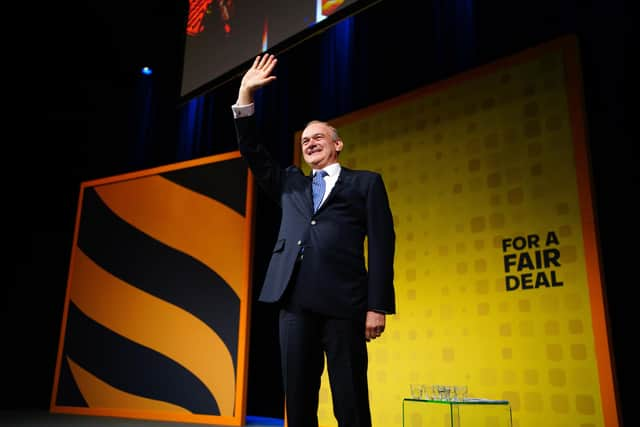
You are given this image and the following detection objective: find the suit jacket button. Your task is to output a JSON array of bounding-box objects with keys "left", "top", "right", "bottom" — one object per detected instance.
[
  {"left": 311, "top": 220, "right": 317, "bottom": 225},
  {"left": 297, "top": 240, "right": 302, "bottom": 245}
]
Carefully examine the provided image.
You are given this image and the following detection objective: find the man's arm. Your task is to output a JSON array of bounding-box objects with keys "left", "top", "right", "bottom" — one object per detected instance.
[{"left": 364, "top": 173, "right": 396, "bottom": 341}]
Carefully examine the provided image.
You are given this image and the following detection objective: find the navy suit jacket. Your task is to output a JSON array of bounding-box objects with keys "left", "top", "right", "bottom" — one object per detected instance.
[{"left": 235, "top": 115, "right": 396, "bottom": 318}]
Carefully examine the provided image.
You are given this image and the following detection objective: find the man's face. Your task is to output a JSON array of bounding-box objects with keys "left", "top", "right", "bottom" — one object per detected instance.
[{"left": 301, "top": 122, "right": 343, "bottom": 169}]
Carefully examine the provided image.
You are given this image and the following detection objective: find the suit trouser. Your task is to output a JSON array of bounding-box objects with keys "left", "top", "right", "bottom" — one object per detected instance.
[{"left": 279, "top": 266, "right": 372, "bottom": 427}]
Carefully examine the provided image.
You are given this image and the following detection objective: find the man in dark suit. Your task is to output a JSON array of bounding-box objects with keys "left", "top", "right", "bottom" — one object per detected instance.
[{"left": 232, "top": 54, "right": 396, "bottom": 427}]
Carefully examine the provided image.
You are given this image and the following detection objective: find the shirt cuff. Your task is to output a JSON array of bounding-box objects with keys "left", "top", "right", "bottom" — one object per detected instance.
[{"left": 232, "top": 103, "right": 255, "bottom": 118}]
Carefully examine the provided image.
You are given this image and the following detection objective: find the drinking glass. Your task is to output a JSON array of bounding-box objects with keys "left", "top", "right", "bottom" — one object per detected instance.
[
  {"left": 410, "top": 383, "right": 424, "bottom": 399},
  {"left": 454, "top": 384, "right": 469, "bottom": 402}
]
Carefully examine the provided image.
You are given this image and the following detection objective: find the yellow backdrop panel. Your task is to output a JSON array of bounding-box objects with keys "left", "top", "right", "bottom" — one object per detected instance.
[{"left": 296, "top": 36, "right": 617, "bottom": 427}]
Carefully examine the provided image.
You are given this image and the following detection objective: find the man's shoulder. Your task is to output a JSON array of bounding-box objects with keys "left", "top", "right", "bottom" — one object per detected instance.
[
  {"left": 284, "top": 165, "right": 306, "bottom": 176},
  {"left": 341, "top": 167, "right": 382, "bottom": 179}
]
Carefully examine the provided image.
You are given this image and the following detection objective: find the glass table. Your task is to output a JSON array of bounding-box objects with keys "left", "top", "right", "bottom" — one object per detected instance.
[{"left": 402, "top": 398, "right": 513, "bottom": 427}]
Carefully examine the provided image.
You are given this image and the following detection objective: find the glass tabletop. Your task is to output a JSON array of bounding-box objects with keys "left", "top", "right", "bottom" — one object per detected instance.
[{"left": 403, "top": 398, "right": 510, "bottom": 405}]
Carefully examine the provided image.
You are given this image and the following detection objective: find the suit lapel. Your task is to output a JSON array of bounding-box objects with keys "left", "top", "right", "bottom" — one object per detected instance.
[
  {"left": 307, "top": 173, "right": 314, "bottom": 213},
  {"left": 286, "top": 168, "right": 314, "bottom": 215},
  {"left": 316, "top": 167, "right": 351, "bottom": 212}
]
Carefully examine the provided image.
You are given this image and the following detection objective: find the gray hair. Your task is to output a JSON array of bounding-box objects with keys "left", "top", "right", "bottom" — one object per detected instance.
[{"left": 305, "top": 120, "right": 340, "bottom": 142}]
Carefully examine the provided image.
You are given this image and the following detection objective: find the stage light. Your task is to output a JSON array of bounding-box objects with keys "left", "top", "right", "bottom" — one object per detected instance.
[{"left": 141, "top": 66, "right": 153, "bottom": 75}]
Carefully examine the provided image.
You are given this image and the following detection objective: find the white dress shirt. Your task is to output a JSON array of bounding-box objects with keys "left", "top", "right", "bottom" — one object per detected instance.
[
  {"left": 312, "top": 163, "right": 341, "bottom": 208},
  {"left": 231, "top": 103, "right": 254, "bottom": 118}
]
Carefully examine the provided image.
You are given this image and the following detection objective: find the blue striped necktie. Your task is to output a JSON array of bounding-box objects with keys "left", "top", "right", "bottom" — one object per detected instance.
[{"left": 312, "top": 170, "right": 328, "bottom": 212}]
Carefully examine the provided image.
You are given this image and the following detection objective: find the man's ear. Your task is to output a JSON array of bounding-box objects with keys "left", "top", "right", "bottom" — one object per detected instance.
[{"left": 335, "top": 138, "right": 344, "bottom": 152}]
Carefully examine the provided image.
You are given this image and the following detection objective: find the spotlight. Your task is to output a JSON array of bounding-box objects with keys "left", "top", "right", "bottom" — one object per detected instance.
[{"left": 141, "top": 66, "right": 153, "bottom": 75}]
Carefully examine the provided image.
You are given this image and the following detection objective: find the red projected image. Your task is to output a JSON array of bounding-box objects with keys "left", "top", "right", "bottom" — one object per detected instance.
[
  {"left": 187, "top": 0, "right": 234, "bottom": 36},
  {"left": 186, "top": 0, "right": 213, "bottom": 36},
  {"left": 218, "top": 0, "right": 234, "bottom": 35},
  {"left": 321, "top": 0, "right": 345, "bottom": 16}
]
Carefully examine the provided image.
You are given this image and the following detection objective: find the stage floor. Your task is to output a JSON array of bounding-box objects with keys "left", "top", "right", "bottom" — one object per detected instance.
[{"left": 0, "top": 410, "right": 284, "bottom": 427}]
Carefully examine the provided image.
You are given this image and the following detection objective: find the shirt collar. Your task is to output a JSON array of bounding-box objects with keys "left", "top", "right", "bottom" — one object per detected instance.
[{"left": 314, "top": 163, "right": 341, "bottom": 178}]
